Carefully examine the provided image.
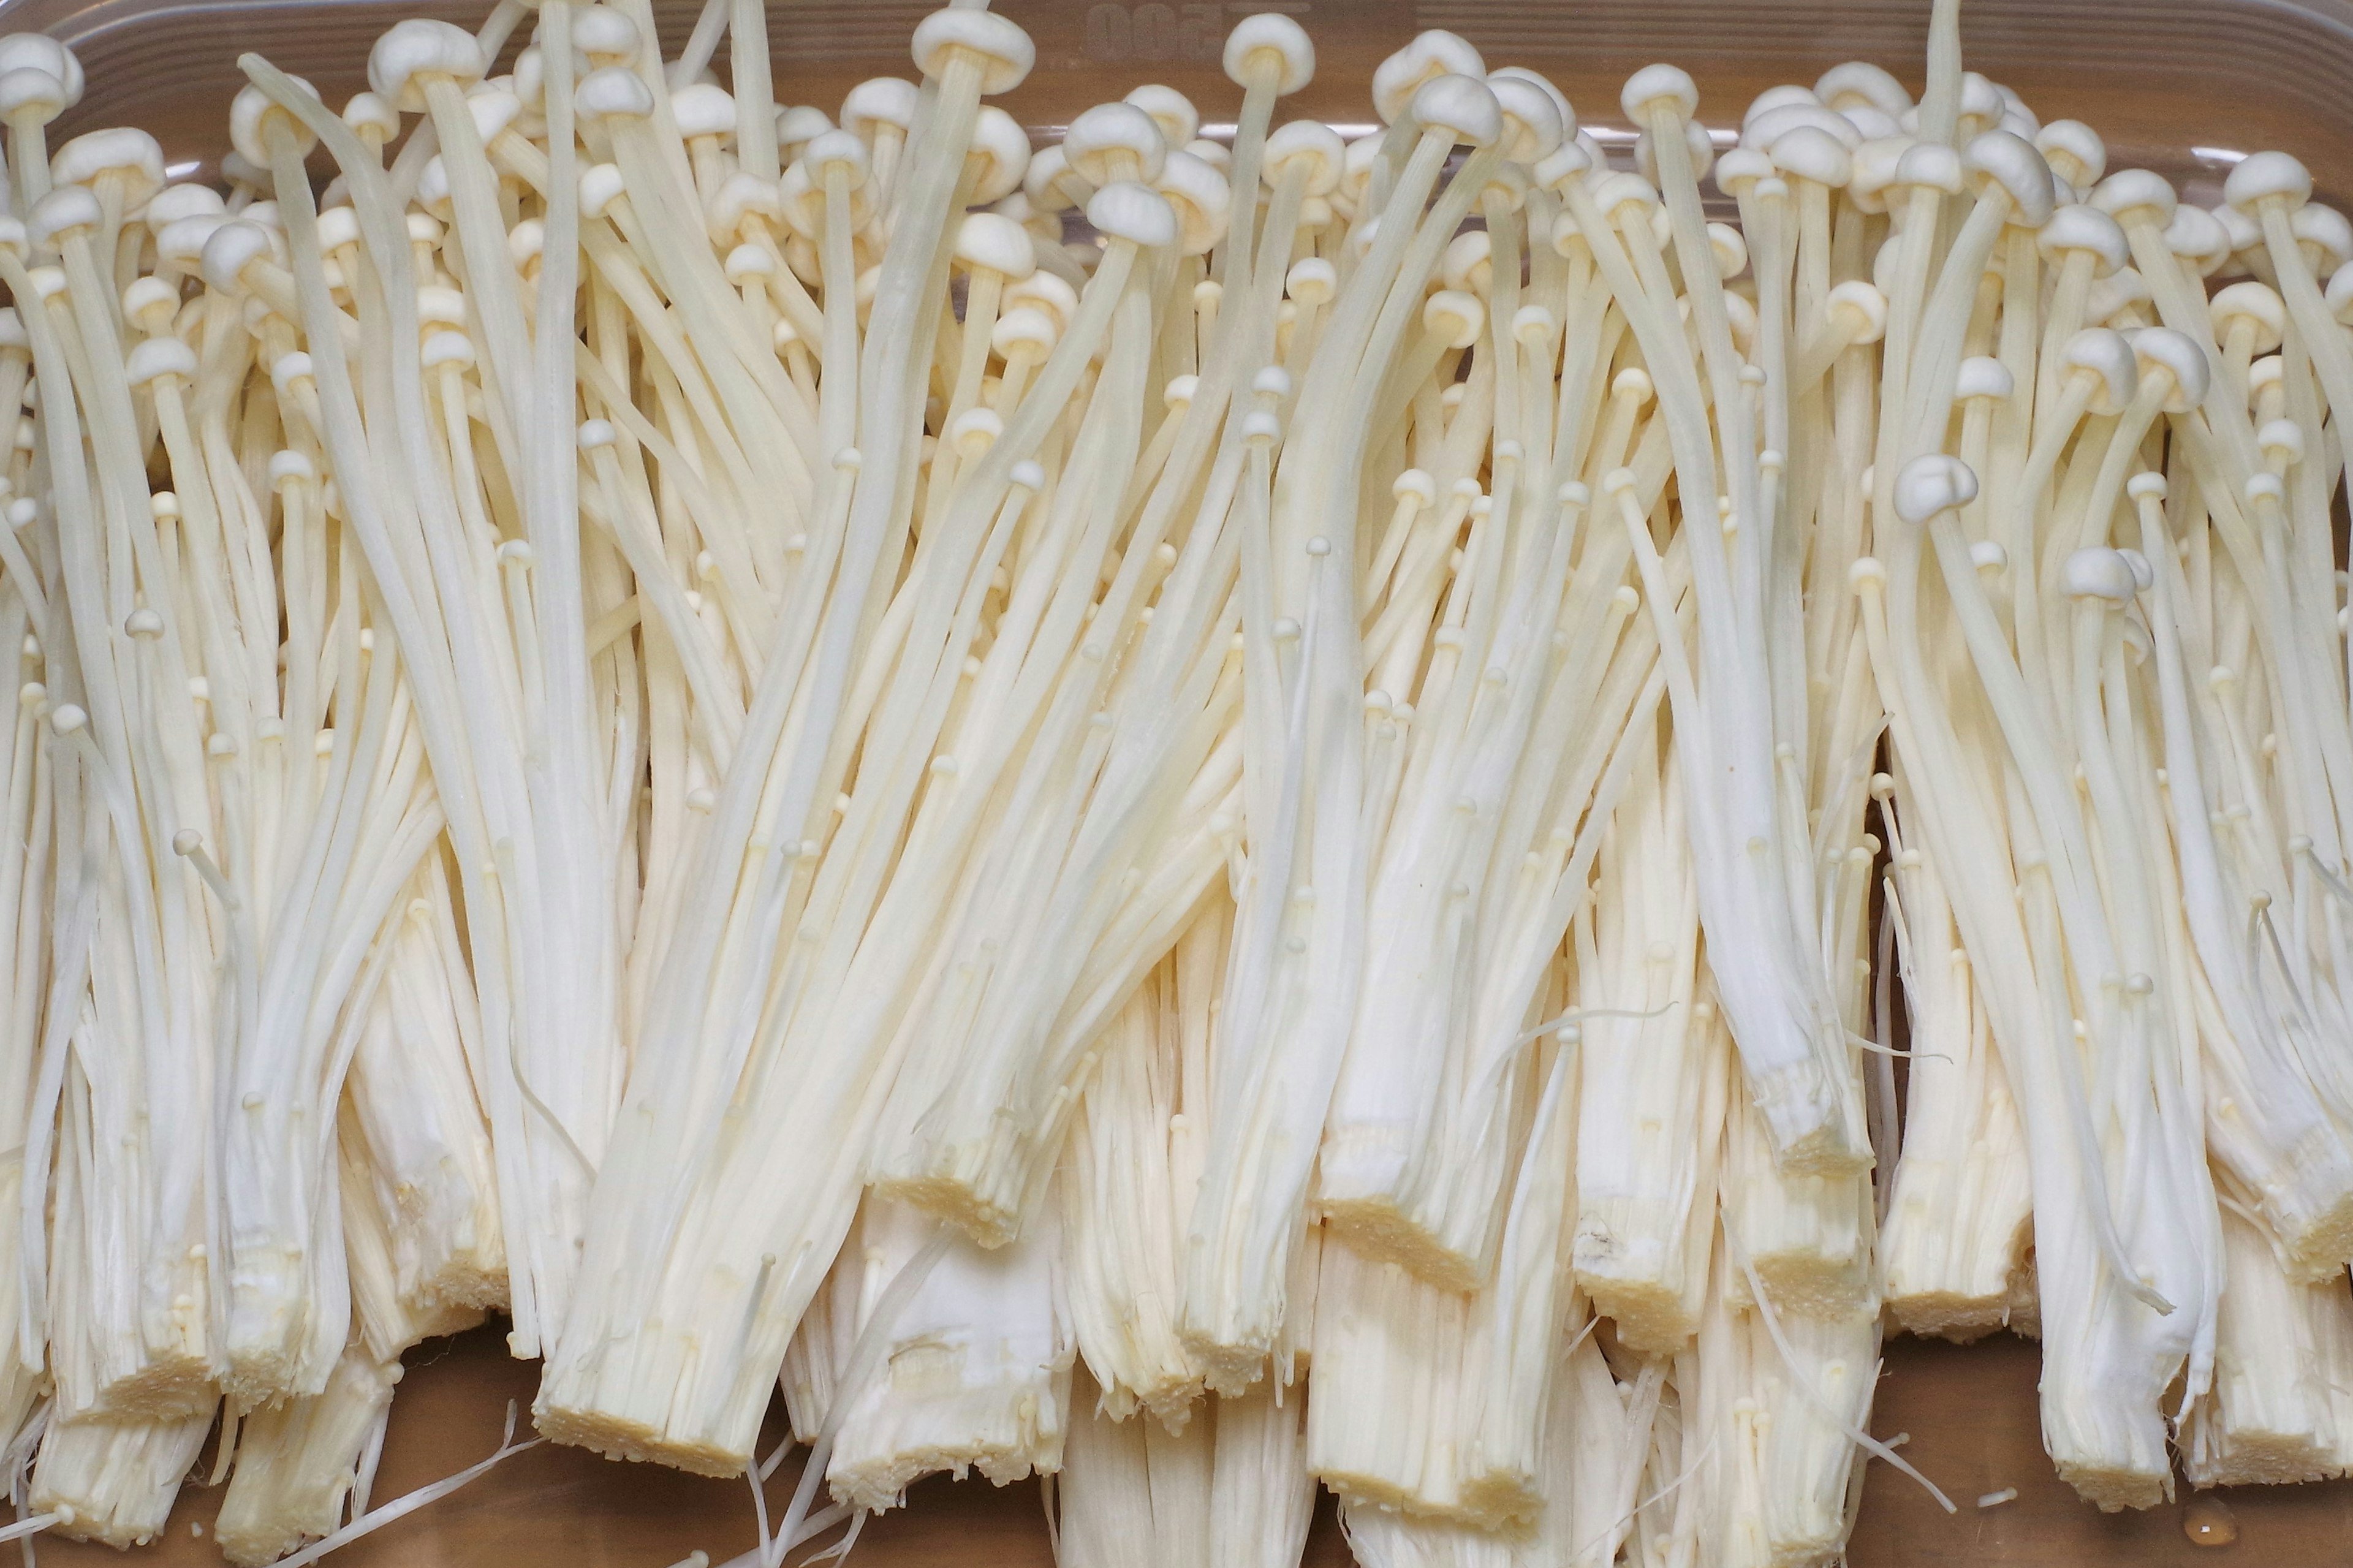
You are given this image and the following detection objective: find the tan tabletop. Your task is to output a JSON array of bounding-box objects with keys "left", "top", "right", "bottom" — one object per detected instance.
[{"left": 26, "top": 1324, "right": 2347, "bottom": 1565}]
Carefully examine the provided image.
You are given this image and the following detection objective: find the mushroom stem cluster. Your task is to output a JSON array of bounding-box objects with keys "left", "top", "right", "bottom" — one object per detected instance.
[{"left": 4, "top": 0, "right": 2353, "bottom": 1560}]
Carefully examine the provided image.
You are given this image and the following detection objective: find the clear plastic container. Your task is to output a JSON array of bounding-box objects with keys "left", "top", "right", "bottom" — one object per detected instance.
[
  {"left": 28, "top": 0, "right": 2353, "bottom": 203},
  {"left": 19, "top": 0, "right": 2353, "bottom": 1561}
]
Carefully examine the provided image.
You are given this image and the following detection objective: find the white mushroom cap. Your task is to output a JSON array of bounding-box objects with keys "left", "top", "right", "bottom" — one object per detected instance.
[
  {"left": 1893, "top": 141, "right": 1963, "bottom": 195},
  {"left": 577, "top": 64, "right": 654, "bottom": 121},
  {"left": 2090, "top": 167, "right": 2177, "bottom": 230},
  {"left": 1964, "top": 130, "right": 2055, "bottom": 227},
  {"left": 2063, "top": 547, "right": 2138, "bottom": 602},
  {"left": 1955, "top": 355, "right": 2014, "bottom": 402},
  {"left": 2224, "top": 149, "right": 2311, "bottom": 215},
  {"left": 1063, "top": 102, "right": 1166, "bottom": 187},
  {"left": 28, "top": 185, "right": 100, "bottom": 249},
  {"left": 966, "top": 107, "right": 1031, "bottom": 205},
  {"left": 707, "top": 171, "right": 782, "bottom": 240},
  {"left": 156, "top": 213, "right": 229, "bottom": 267},
  {"left": 573, "top": 5, "right": 640, "bottom": 61},
  {"left": 1372, "top": 29, "right": 1483, "bottom": 125},
  {"left": 2036, "top": 120, "right": 2107, "bottom": 189},
  {"left": 952, "top": 211, "right": 1036, "bottom": 278},
  {"left": 909, "top": 8, "right": 1034, "bottom": 95},
  {"left": 1771, "top": 126, "right": 1852, "bottom": 189},
  {"left": 1286, "top": 257, "right": 1336, "bottom": 306},
  {"left": 2211, "top": 279, "right": 2286, "bottom": 350},
  {"left": 126, "top": 336, "right": 197, "bottom": 387},
  {"left": 1746, "top": 102, "right": 1858, "bottom": 153},
  {"left": 1957, "top": 71, "right": 2006, "bottom": 129},
  {"left": 0, "top": 67, "right": 67, "bottom": 123},
  {"left": 343, "top": 90, "right": 399, "bottom": 144},
  {"left": 1154, "top": 150, "right": 1230, "bottom": 256},
  {"left": 368, "top": 18, "right": 485, "bottom": 114},
  {"left": 670, "top": 83, "right": 736, "bottom": 141},
  {"left": 1621, "top": 62, "right": 1700, "bottom": 124},
  {"left": 2131, "top": 326, "right": 2211, "bottom": 413},
  {"left": 52, "top": 126, "right": 167, "bottom": 209},
  {"left": 467, "top": 84, "right": 522, "bottom": 143},
  {"left": 841, "top": 77, "right": 918, "bottom": 140},
  {"left": 1411, "top": 74, "right": 1502, "bottom": 151},
  {"left": 197, "top": 219, "right": 275, "bottom": 295},
  {"left": 2164, "top": 203, "right": 2231, "bottom": 276},
  {"left": 777, "top": 104, "right": 836, "bottom": 156},
  {"left": 145, "top": 184, "right": 225, "bottom": 233},
  {"left": 1422, "top": 289, "right": 1485, "bottom": 350},
  {"left": 2324, "top": 262, "right": 2353, "bottom": 325},
  {"left": 1827, "top": 279, "right": 1887, "bottom": 344},
  {"left": 1892, "top": 453, "right": 1979, "bottom": 525},
  {"left": 1743, "top": 83, "right": 1820, "bottom": 127},
  {"left": 119, "top": 275, "right": 178, "bottom": 327},
  {"left": 1263, "top": 120, "right": 1344, "bottom": 197},
  {"left": 990, "top": 305, "right": 1057, "bottom": 359},
  {"left": 1223, "top": 13, "right": 1313, "bottom": 94},
  {"left": 802, "top": 129, "right": 870, "bottom": 187},
  {"left": 2293, "top": 202, "right": 2353, "bottom": 270},
  {"left": 1441, "top": 229, "right": 1492, "bottom": 292},
  {"left": 1713, "top": 146, "right": 1773, "bottom": 201},
  {"left": 2037, "top": 203, "right": 2129, "bottom": 277},
  {"left": 2062, "top": 327, "right": 2139, "bottom": 414},
  {"left": 1485, "top": 72, "right": 1564, "bottom": 164},
  {"left": 1005, "top": 270, "right": 1078, "bottom": 331},
  {"left": 1085, "top": 180, "right": 1178, "bottom": 249},
  {"left": 1814, "top": 60, "right": 1909, "bottom": 115},
  {"left": 0, "top": 35, "right": 80, "bottom": 105},
  {"left": 1124, "top": 84, "right": 1199, "bottom": 148}
]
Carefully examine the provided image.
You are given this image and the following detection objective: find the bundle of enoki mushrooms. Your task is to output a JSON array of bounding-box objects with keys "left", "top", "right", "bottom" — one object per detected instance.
[{"left": 0, "top": 0, "right": 2346, "bottom": 1560}]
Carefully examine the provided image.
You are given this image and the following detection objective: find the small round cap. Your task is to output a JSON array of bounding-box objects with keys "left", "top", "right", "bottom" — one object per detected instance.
[
  {"left": 2036, "top": 203, "right": 2129, "bottom": 277},
  {"left": 1372, "top": 29, "right": 1483, "bottom": 124},
  {"left": 1224, "top": 13, "right": 1314, "bottom": 95},
  {"left": 839, "top": 77, "right": 917, "bottom": 143},
  {"left": 910, "top": 9, "right": 1034, "bottom": 96},
  {"left": 2224, "top": 150, "right": 2311, "bottom": 215},
  {"left": 953, "top": 210, "right": 1036, "bottom": 277},
  {"left": 2063, "top": 327, "right": 2139, "bottom": 415},
  {"left": 368, "top": 18, "right": 485, "bottom": 113},
  {"left": 2063, "top": 547, "right": 2137, "bottom": 601},
  {"left": 1263, "top": 119, "right": 1344, "bottom": 197},
  {"left": 2132, "top": 327, "right": 2211, "bottom": 413},
  {"left": 1411, "top": 74, "right": 1502, "bottom": 150},
  {"left": 1892, "top": 454, "right": 1979, "bottom": 525},
  {"left": 1956, "top": 356, "right": 2014, "bottom": 401},
  {"left": 1125, "top": 83, "right": 1199, "bottom": 147},
  {"left": 1621, "top": 62, "right": 1699, "bottom": 123},
  {"left": 670, "top": 82, "right": 735, "bottom": 140},
  {"left": 1086, "top": 181, "right": 1179, "bottom": 249},
  {"left": 1814, "top": 60, "right": 1909, "bottom": 115},
  {"left": 1963, "top": 130, "right": 2054, "bottom": 227}
]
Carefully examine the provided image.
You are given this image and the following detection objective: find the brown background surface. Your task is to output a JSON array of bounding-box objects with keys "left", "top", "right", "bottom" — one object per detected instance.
[
  {"left": 9, "top": 0, "right": 2353, "bottom": 1561},
  {"left": 29, "top": 1322, "right": 2353, "bottom": 1564}
]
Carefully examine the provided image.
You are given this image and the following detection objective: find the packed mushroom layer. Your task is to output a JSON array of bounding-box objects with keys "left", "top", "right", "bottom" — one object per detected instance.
[{"left": 0, "top": 0, "right": 2344, "bottom": 1562}]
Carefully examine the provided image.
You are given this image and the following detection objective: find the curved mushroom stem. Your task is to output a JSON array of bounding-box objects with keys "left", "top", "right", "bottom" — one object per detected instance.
[
  {"left": 1917, "top": 0, "right": 1966, "bottom": 145},
  {"left": 1906, "top": 484, "right": 2175, "bottom": 1319},
  {"left": 1214, "top": 53, "right": 1287, "bottom": 293},
  {"left": 4, "top": 110, "right": 50, "bottom": 213},
  {"left": 1901, "top": 193, "right": 2015, "bottom": 456},
  {"left": 243, "top": 75, "right": 553, "bottom": 1349},
  {"left": 2037, "top": 249, "right": 2100, "bottom": 406},
  {"left": 726, "top": 0, "right": 777, "bottom": 183}
]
